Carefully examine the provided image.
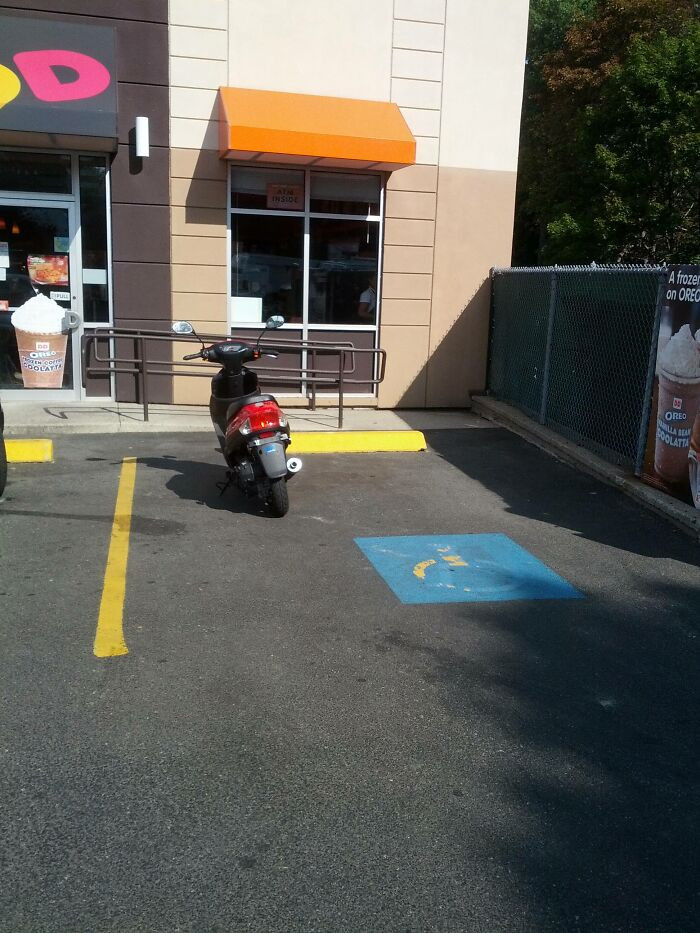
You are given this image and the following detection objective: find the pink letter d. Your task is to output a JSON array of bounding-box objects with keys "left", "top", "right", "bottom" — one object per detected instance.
[{"left": 13, "top": 50, "right": 111, "bottom": 102}]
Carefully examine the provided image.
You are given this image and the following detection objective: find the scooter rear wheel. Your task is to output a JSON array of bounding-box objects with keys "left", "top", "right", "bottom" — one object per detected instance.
[{"left": 268, "top": 477, "right": 289, "bottom": 517}]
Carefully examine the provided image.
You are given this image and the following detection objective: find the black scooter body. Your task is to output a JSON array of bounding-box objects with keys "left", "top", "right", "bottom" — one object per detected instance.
[{"left": 206, "top": 344, "right": 288, "bottom": 482}]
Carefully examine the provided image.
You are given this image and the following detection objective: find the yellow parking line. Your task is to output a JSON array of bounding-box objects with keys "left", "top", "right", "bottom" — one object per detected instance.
[
  {"left": 93, "top": 457, "right": 137, "bottom": 658},
  {"left": 288, "top": 431, "right": 427, "bottom": 454},
  {"left": 6, "top": 439, "right": 53, "bottom": 462}
]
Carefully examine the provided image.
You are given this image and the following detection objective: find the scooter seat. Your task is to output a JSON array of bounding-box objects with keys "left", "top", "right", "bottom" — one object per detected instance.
[{"left": 225, "top": 393, "right": 276, "bottom": 423}]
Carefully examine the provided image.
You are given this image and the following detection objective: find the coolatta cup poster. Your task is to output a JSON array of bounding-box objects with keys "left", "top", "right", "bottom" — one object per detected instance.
[{"left": 642, "top": 265, "right": 700, "bottom": 509}]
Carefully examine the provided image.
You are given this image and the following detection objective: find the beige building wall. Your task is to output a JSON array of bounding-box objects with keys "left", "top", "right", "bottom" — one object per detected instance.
[
  {"left": 167, "top": 0, "right": 528, "bottom": 408},
  {"left": 426, "top": 0, "right": 529, "bottom": 407}
]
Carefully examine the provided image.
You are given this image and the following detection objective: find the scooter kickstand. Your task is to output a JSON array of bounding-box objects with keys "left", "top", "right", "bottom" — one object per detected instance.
[{"left": 216, "top": 469, "right": 234, "bottom": 496}]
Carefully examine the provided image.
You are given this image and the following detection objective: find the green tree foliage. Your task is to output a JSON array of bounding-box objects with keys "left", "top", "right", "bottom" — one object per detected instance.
[{"left": 514, "top": 0, "right": 699, "bottom": 264}]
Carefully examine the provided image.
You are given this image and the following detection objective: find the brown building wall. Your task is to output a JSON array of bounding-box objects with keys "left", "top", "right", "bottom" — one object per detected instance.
[{"left": 0, "top": 0, "right": 172, "bottom": 402}]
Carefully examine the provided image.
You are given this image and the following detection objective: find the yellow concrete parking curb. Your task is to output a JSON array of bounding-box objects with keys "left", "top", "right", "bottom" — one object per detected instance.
[
  {"left": 5, "top": 438, "right": 54, "bottom": 463},
  {"left": 287, "top": 431, "right": 426, "bottom": 454}
]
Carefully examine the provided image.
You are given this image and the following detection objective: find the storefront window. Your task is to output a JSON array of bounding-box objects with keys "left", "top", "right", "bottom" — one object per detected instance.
[
  {"left": 229, "top": 167, "right": 382, "bottom": 331},
  {"left": 309, "top": 219, "right": 379, "bottom": 325},
  {"left": 0, "top": 151, "right": 72, "bottom": 194},
  {"left": 231, "top": 213, "right": 304, "bottom": 324},
  {"left": 78, "top": 156, "right": 109, "bottom": 324},
  {"left": 310, "top": 172, "right": 380, "bottom": 216}
]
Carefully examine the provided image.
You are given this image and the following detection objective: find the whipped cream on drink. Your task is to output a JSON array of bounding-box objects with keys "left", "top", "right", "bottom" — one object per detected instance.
[
  {"left": 657, "top": 323, "right": 700, "bottom": 381},
  {"left": 11, "top": 293, "right": 66, "bottom": 335}
]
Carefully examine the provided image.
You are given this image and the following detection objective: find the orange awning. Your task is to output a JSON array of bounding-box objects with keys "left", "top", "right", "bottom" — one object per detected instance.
[{"left": 219, "top": 87, "right": 415, "bottom": 171}]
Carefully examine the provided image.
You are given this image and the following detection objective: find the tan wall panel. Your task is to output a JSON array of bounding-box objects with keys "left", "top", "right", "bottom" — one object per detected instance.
[
  {"left": 392, "top": 48, "right": 443, "bottom": 82},
  {"left": 383, "top": 245, "right": 434, "bottom": 274},
  {"left": 393, "top": 19, "right": 444, "bottom": 52},
  {"left": 382, "top": 272, "right": 433, "bottom": 300},
  {"left": 415, "top": 136, "right": 439, "bottom": 165},
  {"left": 400, "top": 107, "right": 441, "bottom": 138},
  {"left": 171, "top": 148, "right": 227, "bottom": 181},
  {"left": 170, "top": 87, "right": 218, "bottom": 121},
  {"left": 169, "top": 0, "right": 228, "bottom": 29},
  {"left": 395, "top": 0, "right": 446, "bottom": 23},
  {"left": 172, "top": 320, "right": 226, "bottom": 404},
  {"left": 377, "top": 324, "right": 429, "bottom": 408},
  {"left": 384, "top": 217, "right": 435, "bottom": 247},
  {"left": 387, "top": 163, "right": 438, "bottom": 192},
  {"left": 172, "top": 264, "right": 227, "bottom": 294},
  {"left": 380, "top": 298, "right": 431, "bottom": 326},
  {"left": 170, "top": 116, "right": 219, "bottom": 151},
  {"left": 173, "top": 375, "right": 212, "bottom": 405},
  {"left": 385, "top": 189, "right": 436, "bottom": 220},
  {"left": 171, "top": 56, "right": 228, "bottom": 90},
  {"left": 170, "top": 26, "right": 228, "bottom": 60},
  {"left": 440, "top": 1, "right": 528, "bottom": 172},
  {"left": 427, "top": 166, "right": 517, "bottom": 406},
  {"left": 172, "top": 293, "right": 228, "bottom": 325},
  {"left": 171, "top": 177, "right": 227, "bottom": 208},
  {"left": 173, "top": 235, "right": 227, "bottom": 267},
  {"left": 171, "top": 205, "right": 227, "bottom": 237},
  {"left": 391, "top": 77, "right": 442, "bottom": 109},
  {"left": 228, "top": 0, "right": 393, "bottom": 100}
]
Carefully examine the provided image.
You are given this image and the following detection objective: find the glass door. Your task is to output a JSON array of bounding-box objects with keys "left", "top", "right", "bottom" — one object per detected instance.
[{"left": 0, "top": 198, "right": 81, "bottom": 399}]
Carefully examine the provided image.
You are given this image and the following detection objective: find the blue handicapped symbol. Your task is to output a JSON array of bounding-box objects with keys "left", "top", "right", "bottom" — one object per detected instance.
[{"left": 354, "top": 534, "right": 582, "bottom": 605}]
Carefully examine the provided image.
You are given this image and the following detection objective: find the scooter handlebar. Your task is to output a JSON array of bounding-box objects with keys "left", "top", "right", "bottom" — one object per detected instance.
[{"left": 182, "top": 350, "right": 203, "bottom": 360}]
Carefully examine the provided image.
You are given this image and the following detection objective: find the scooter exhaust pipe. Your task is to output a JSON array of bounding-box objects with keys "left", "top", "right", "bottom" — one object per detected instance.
[{"left": 286, "top": 457, "right": 303, "bottom": 475}]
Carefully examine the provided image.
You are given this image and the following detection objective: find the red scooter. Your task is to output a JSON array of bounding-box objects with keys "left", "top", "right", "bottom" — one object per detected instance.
[{"left": 172, "top": 316, "right": 301, "bottom": 516}]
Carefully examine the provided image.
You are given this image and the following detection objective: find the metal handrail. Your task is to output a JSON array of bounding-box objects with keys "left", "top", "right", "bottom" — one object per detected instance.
[{"left": 81, "top": 327, "right": 387, "bottom": 429}]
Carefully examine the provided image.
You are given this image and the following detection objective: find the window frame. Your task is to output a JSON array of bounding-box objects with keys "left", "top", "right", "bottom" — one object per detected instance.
[{"left": 227, "top": 163, "right": 385, "bottom": 336}]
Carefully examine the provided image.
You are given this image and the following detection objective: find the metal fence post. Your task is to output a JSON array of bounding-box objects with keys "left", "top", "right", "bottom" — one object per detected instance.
[
  {"left": 634, "top": 272, "right": 666, "bottom": 476},
  {"left": 539, "top": 267, "right": 558, "bottom": 425}
]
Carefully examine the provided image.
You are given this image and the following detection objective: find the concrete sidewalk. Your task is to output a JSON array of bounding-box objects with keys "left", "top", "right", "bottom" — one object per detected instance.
[{"left": 0, "top": 399, "right": 488, "bottom": 435}]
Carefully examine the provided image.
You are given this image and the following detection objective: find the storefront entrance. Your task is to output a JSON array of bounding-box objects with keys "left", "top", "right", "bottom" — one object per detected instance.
[{"left": 0, "top": 197, "right": 81, "bottom": 398}]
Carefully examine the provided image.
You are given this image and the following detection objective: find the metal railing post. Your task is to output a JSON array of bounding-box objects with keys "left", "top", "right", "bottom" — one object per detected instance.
[
  {"left": 338, "top": 350, "right": 345, "bottom": 429},
  {"left": 139, "top": 334, "right": 149, "bottom": 422},
  {"left": 539, "top": 267, "right": 558, "bottom": 425},
  {"left": 310, "top": 347, "right": 317, "bottom": 411}
]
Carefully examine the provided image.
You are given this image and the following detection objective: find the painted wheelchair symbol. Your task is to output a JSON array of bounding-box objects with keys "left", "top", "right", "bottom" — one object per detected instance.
[{"left": 355, "top": 535, "right": 582, "bottom": 605}]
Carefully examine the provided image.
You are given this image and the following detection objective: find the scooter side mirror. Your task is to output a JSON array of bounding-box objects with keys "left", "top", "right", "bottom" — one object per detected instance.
[
  {"left": 265, "top": 315, "right": 285, "bottom": 330},
  {"left": 172, "top": 320, "right": 194, "bottom": 335}
]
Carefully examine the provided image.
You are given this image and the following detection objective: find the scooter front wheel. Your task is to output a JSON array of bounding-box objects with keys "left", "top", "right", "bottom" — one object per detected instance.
[{"left": 268, "top": 477, "right": 289, "bottom": 517}]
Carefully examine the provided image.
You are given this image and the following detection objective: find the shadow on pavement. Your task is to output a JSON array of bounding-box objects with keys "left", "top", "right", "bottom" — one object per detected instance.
[
  {"left": 138, "top": 454, "right": 277, "bottom": 518},
  {"left": 423, "top": 428, "right": 700, "bottom": 562},
  {"left": 378, "top": 572, "right": 700, "bottom": 930}
]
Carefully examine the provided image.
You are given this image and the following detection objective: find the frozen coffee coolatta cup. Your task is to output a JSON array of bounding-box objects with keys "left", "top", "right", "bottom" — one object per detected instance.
[
  {"left": 654, "top": 324, "right": 700, "bottom": 484},
  {"left": 11, "top": 294, "right": 72, "bottom": 389}
]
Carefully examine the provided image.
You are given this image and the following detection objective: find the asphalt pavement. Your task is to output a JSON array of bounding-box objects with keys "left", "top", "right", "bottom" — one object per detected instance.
[{"left": 1, "top": 428, "right": 698, "bottom": 932}]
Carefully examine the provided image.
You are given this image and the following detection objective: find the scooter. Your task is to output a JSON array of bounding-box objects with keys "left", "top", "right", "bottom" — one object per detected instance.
[{"left": 172, "top": 316, "right": 302, "bottom": 517}]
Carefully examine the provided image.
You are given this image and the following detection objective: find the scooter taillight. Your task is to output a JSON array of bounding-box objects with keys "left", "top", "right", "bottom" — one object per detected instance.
[{"left": 243, "top": 400, "right": 285, "bottom": 434}]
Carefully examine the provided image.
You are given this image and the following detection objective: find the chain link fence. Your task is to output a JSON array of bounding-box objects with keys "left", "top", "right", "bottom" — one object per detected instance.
[{"left": 488, "top": 265, "right": 667, "bottom": 468}]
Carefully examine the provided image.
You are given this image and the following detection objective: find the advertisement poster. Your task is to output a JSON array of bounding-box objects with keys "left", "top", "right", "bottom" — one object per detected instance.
[
  {"left": 10, "top": 297, "right": 70, "bottom": 389},
  {"left": 27, "top": 254, "right": 69, "bottom": 287},
  {"left": 642, "top": 264, "right": 700, "bottom": 509}
]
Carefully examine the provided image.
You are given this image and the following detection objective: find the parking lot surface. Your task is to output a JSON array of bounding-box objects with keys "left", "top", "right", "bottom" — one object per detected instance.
[{"left": 1, "top": 429, "right": 698, "bottom": 932}]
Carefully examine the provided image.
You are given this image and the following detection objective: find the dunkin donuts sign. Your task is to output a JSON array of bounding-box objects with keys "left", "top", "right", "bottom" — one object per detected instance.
[{"left": 0, "top": 15, "right": 117, "bottom": 140}]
